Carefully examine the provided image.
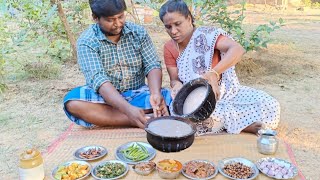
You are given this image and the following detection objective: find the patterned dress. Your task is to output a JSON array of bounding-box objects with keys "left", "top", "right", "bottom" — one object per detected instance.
[{"left": 170, "top": 27, "right": 280, "bottom": 135}]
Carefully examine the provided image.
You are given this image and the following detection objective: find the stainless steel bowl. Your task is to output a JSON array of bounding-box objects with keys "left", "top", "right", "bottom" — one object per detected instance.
[
  {"left": 182, "top": 159, "right": 218, "bottom": 180},
  {"left": 256, "top": 157, "right": 298, "bottom": 179},
  {"left": 91, "top": 160, "right": 128, "bottom": 180},
  {"left": 218, "top": 157, "right": 259, "bottom": 180},
  {"left": 132, "top": 161, "right": 156, "bottom": 176},
  {"left": 73, "top": 145, "right": 108, "bottom": 161},
  {"left": 157, "top": 159, "right": 182, "bottom": 179},
  {"left": 115, "top": 141, "right": 156, "bottom": 164},
  {"left": 51, "top": 160, "right": 91, "bottom": 180}
]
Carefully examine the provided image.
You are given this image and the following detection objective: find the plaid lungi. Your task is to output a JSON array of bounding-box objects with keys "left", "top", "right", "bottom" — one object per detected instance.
[{"left": 63, "top": 85, "right": 172, "bottom": 128}]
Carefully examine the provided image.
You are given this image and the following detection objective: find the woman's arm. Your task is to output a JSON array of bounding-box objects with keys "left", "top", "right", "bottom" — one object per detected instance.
[
  {"left": 211, "top": 36, "right": 245, "bottom": 75},
  {"left": 167, "top": 67, "right": 182, "bottom": 88},
  {"left": 167, "top": 66, "right": 183, "bottom": 98},
  {"left": 203, "top": 36, "right": 245, "bottom": 100}
]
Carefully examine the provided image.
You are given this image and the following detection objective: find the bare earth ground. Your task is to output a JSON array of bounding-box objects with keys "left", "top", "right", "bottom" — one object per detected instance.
[{"left": 0, "top": 7, "right": 319, "bottom": 179}]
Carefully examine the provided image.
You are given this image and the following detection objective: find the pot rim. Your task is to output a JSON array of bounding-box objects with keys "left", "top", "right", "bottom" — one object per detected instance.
[
  {"left": 144, "top": 116, "right": 197, "bottom": 139},
  {"left": 172, "top": 78, "right": 215, "bottom": 121},
  {"left": 173, "top": 78, "right": 211, "bottom": 115}
]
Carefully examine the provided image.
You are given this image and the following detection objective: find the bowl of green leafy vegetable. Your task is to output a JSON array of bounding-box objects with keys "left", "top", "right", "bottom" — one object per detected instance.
[{"left": 91, "top": 160, "right": 128, "bottom": 180}]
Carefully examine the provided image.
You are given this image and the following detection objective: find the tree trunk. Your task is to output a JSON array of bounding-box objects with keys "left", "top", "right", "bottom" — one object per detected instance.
[{"left": 50, "top": 0, "right": 77, "bottom": 62}]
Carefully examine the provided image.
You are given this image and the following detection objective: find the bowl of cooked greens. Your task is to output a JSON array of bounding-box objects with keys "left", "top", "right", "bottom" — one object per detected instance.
[{"left": 91, "top": 160, "right": 128, "bottom": 180}]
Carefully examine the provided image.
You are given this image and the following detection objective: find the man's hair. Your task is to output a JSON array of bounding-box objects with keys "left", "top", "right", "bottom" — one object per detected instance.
[
  {"left": 89, "top": 0, "right": 127, "bottom": 18},
  {"left": 159, "top": 0, "right": 194, "bottom": 26}
]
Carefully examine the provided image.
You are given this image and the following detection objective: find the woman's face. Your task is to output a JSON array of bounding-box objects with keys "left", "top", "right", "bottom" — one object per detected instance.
[{"left": 162, "top": 12, "right": 193, "bottom": 44}]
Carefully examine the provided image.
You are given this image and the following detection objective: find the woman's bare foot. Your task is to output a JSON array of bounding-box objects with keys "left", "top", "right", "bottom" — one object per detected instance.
[{"left": 242, "top": 122, "right": 263, "bottom": 135}]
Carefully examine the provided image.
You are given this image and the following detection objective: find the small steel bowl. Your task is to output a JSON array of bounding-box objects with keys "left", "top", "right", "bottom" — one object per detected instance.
[
  {"left": 132, "top": 161, "right": 156, "bottom": 176},
  {"left": 157, "top": 159, "right": 182, "bottom": 179}
]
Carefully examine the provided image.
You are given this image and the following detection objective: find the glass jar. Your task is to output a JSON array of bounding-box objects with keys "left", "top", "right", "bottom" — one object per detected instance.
[
  {"left": 19, "top": 148, "right": 45, "bottom": 180},
  {"left": 257, "top": 129, "right": 279, "bottom": 155}
]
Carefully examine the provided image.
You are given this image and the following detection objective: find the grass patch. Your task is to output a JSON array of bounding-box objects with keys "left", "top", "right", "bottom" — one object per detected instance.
[
  {"left": 23, "top": 61, "right": 61, "bottom": 79},
  {"left": 0, "top": 113, "right": 10, "bottom": 125}
]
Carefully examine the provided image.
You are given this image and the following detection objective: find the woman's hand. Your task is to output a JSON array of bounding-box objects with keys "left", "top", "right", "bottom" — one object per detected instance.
[
  {"left": 202, "top": 71, "right": 220, "bottom": 101},
  {"left": 150, "top": 93, "right": 169, "bottom": 117},
  {"left": 171, "top": 81, "right": 183, "bottom": 99}
]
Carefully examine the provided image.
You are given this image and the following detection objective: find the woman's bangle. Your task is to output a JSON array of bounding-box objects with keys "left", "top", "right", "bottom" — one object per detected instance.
[{"left": 208, "top": 69, "right": 220, "bottom": 80}]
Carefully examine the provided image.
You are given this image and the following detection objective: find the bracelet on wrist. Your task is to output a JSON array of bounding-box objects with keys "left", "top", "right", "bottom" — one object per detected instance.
[{"left": 208, "top": 69, "right": 220, "bottom": 80}]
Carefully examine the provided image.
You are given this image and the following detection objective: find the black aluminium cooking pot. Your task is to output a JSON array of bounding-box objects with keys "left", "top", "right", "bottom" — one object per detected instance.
[
  {"left": 144, "top": 116, "right": 197, "bottom": 153},
  {"left": 172, "top": 78, "right": 216, "bottom": 122}
]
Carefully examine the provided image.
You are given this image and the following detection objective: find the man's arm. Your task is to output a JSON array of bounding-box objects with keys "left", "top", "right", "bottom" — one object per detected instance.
[
  {"left": 147, "top": 69, "right": 169, "bottom": 117},
  {"left": 98, "top": 82, "right": 147, "bottom": 128},
  {"left": 147, "top": 68, "right": 162, "bottom": 96},
  {"left": 139, "top": 31, "right": 169, "bottom": 117}
]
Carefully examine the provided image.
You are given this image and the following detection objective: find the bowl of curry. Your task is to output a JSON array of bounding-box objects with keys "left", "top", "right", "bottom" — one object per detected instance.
[{"left": 157, "top": 159, "right": 182, "bottom": 179}]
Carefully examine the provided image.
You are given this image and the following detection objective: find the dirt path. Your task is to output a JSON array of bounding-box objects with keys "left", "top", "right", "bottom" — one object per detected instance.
[{"left": 1, "top": 8, "right": 319, "bottom": 179}]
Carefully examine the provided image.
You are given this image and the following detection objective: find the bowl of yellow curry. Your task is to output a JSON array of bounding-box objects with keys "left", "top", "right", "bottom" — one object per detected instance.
[{"left": 157, "top": 159, "right": 182, "bottom": 179}]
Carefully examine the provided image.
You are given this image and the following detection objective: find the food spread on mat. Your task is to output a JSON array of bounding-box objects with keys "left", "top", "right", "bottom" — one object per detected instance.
[
  {"left": 147, "top": 119, "right": 193, "bottom": 137},
  {"left": 120, "top": 142, "right": 150, "bottom": 161},
  {"left": 79, "top": 147, "right": 103, "bottom": 159},
  {"left": 53, "top": 162, "right": 89, "bottom": 180},
  {"left": 50, "top": 140, "right": 299, "bottom": 179},
  {"left": 183, "top": 160, "right": 216, "bottom": 178},
  {"left": 223, "top": 162, "right": 254, "bottom": 179},
  {"left": 95, "top": 162, "right": 126, "bottom": 179}
]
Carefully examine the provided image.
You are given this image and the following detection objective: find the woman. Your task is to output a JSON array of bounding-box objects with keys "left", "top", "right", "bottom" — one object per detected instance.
[{"left": 159, "top": 0, "right": 280, "bottom": 135}]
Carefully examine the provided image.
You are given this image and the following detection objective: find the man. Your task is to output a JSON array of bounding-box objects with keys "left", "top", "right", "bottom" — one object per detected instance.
[{"left": 63, "top": 0, "right": 171, "bottom": 128}]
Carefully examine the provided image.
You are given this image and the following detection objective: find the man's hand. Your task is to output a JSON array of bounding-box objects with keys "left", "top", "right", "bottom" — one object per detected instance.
[
  {"left": 150, "top": 93, "right": 169, "bottom": 117},
  {"left": 124, "top": 105, "right": 148, "bottom": 128},
  {"left": 202, "top": 72, "right": 220, "bottom": 101}
]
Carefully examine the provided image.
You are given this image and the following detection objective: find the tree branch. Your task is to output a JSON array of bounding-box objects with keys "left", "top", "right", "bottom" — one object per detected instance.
[{"left": 51, "top": 0, "right": 77, "bottom": 62}]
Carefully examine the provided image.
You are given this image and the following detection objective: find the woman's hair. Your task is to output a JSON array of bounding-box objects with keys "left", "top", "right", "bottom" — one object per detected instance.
[
  {"left": 159, "top": 0, "right": 195, "bottom": 26},
  {"left": 89, "top": 0, "right": 127, "bottom": 18}
]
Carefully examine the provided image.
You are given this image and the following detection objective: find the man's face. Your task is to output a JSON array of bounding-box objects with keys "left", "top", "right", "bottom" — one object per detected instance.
[{"left": 95, "top": 12, "right": 126, "bottom": 36}]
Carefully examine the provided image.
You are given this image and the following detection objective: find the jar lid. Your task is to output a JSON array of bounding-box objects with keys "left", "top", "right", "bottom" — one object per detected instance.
[
  {"left": 20, "top": 149, "right": 40, "bottom": 160},
  {"left": 258, "top": 129, "right": 277, "bottom": 136}
]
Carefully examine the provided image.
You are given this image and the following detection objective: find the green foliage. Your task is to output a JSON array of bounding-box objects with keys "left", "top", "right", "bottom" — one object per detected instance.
[
  {"left": 47, "top": 39, "right": 72, "bottom": 63},
  {"left": 0, "top": 56, "right": 7, "bottom": 93},
  {"left": 0, "top": 0, "right": 90, "bottom": 89},
  {"left": 192, "top": 0, "right": 284, "bottom": 52},
  {"left": 302, "top": 0, "right": 312, "bottom": 7},
  {"left": 139, "top": 0, "right": 283, "bottom": 52}
]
